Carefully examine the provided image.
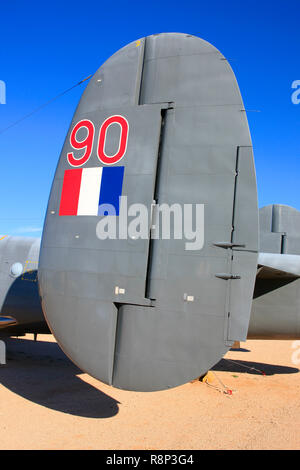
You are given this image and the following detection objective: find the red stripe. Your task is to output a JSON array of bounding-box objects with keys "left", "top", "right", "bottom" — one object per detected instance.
[{"left": 59, "top": 169, "right": 82, "bottom": 216}]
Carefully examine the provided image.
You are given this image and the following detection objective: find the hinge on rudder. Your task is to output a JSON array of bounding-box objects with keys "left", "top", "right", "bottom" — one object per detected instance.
[
  {"left": 215, "top": 273, "right": 241, "bottom": 280},
  {"left": 213, "top": 242, "right": 245, "bottom": 249}
]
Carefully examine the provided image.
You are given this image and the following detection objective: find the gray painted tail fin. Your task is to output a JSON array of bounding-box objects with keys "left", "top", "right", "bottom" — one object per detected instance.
[{"left": 39, "top": 34, "right": 258, "bottom": 391}]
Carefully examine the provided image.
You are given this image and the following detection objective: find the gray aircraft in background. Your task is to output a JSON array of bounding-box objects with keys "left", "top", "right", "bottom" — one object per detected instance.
[{"left": 1, "top": 33, "right": 300, "bottom": 392}]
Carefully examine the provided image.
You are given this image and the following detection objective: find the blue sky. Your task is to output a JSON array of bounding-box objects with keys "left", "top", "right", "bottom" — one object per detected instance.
[{"left": 0, "top": 0, "right": 299, "bottom": 237}]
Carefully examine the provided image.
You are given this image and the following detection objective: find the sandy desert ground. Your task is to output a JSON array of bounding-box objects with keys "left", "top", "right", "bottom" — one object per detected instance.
[{"left": 0, "top": 334, "right": 299, "bottom": 450}]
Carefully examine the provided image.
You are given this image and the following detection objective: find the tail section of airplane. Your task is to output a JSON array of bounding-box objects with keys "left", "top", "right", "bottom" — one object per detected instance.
[
  {"left": 38, "top": 33, "right": 259, "bottom": 391},
  {"left": 1, "top": 36, "right": 299, "bottom": 391}
]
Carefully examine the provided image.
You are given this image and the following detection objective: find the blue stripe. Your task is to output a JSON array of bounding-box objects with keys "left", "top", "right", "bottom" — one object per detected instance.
[{"left": 98, "top": 166, "right": 124, "bottom": 216}]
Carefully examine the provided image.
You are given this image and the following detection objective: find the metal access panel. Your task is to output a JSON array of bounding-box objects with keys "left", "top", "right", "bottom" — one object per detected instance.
[{"left": 39, "top": 33, "right": 259, "bottom": 391}]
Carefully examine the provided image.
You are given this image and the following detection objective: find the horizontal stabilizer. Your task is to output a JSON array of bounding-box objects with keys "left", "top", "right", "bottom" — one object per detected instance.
[{"left": 258, "top": 252, "right": 300, "bottom": 278}]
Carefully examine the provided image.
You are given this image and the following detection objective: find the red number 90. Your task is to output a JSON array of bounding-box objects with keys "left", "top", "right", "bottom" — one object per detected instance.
[{"left": 67, "top": 115, "right": 129, "bottom": 167}]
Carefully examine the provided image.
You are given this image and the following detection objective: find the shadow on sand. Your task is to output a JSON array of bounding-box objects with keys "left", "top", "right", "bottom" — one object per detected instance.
[
  {"left": 213, "top": 357, "right": 299, "bottom": 376},
  {"left": 0, "top": 337, "right": 120, "bottom": 419},
  {"left": 229, "top": 347, "right": 251, "bottom": 353}
]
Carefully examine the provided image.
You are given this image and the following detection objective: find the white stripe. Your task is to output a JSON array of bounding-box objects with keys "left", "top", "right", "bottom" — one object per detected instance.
[{"left": 77, "top": 167, "right": 102, "bottom": 216}]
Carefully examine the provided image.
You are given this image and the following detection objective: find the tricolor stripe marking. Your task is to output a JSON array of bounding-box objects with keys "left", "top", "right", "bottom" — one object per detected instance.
[{"left": 59, "top": 167, "right": 124, "bottom": 216}]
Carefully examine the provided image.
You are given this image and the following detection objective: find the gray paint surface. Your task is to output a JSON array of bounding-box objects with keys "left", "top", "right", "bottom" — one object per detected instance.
[
  {"left": 0, "top": 236, "right": 47, "bottom": 336},
  {"left": 39, "top": 34, "right": 258, "bottom": 391},
  {"left": 1, "top": 44, "right": 300, "bottom": 378},
  {"left": 249, "top": 205, "right": 300, "bottom": 339},
  {"left": 258, "top": 252, "right": 300, "bottom": 277},
  {"left": 259, "top": 204, "right": 300, "bottom": 255},
  {"left": 36, "top": 33, "right": 259, "bottom": 391}
]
